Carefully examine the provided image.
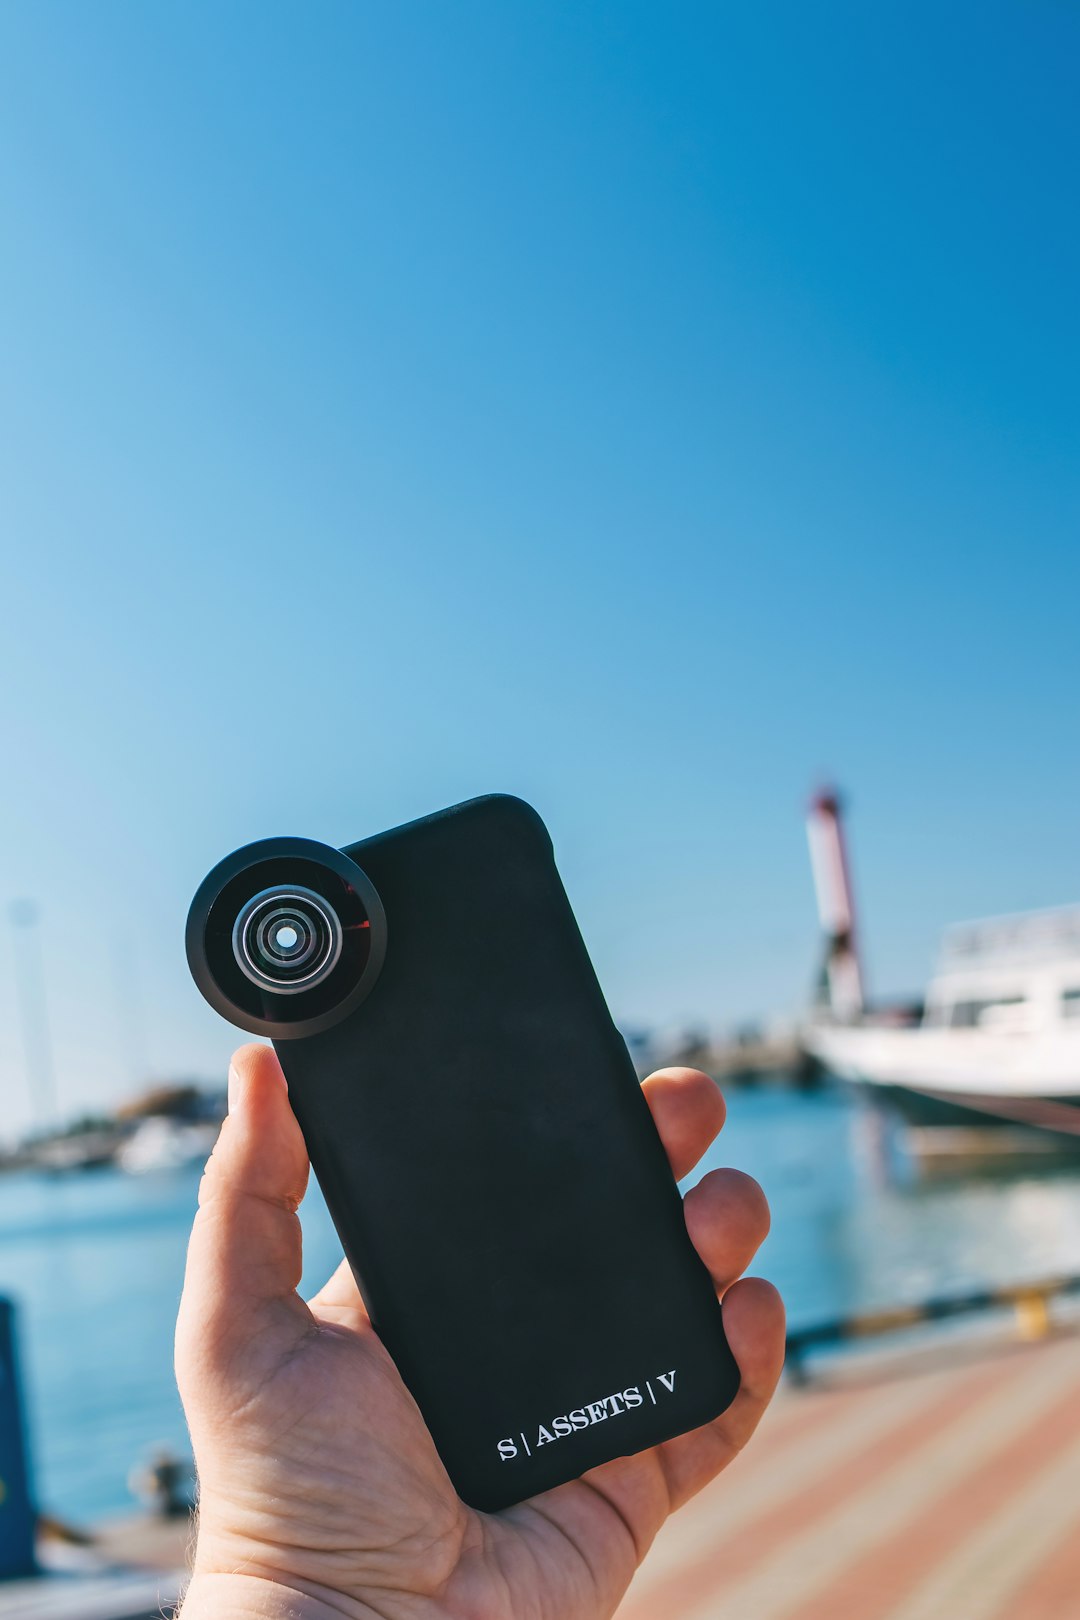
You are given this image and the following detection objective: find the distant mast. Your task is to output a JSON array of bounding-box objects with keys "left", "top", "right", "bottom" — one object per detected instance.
[
  {"left": 806, "top": 790, "right": 865, "bottom": 1022},
  {"left": 8, "top": 899, "right": 59, "bottom": 1127}
]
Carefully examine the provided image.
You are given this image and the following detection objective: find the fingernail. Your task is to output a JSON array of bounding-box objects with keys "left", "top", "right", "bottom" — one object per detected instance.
[{"left": 227, "top": 1064, "right": 242, "bottom": 1115}]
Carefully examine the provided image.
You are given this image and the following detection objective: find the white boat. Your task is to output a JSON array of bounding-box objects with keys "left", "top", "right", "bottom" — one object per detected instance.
[
  {"left": 801, "top": 792, "right": 1080, "bottom": 1136},
  {"left": 805, "top": 907, "right": 1080, "bottom": 1134},
  {"left": 116, "top": 1117, "right": 219, "bottom": 1174}
]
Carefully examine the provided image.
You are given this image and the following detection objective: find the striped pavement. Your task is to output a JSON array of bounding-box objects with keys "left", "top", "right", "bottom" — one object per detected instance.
[{"left": 616, "top": 1331, "right": 1080, "bottom": 1620}]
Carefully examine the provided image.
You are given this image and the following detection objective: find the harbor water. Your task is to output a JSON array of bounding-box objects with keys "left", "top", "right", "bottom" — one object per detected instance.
[{"left": 4, "top": 1084, "right": 1080, "bottom": 1526}]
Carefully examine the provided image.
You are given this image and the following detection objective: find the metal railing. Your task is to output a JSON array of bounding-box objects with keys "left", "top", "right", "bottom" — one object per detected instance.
[{"left": 785, "top": 1273, "right": 1080, "bottom": 1382}]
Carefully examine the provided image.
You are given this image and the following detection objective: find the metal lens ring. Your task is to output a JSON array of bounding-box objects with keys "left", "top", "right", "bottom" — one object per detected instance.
[{"left": 232, "top": 885, "right": 343, "bottom": 995}]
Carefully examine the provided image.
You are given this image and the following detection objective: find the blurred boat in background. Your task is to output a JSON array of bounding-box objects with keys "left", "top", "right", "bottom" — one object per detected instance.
[
  {"left": 115, "top": 1118, "right": 219, "bottom": 1175},
  {"left": 0, "top": 1085, "right": 227, "bottom": 1178},
  {"left": 802, "top": 792, "right": 1080, "bottom": 1140}
]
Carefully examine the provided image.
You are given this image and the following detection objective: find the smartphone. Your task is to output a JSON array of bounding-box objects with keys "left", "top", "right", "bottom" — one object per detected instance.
[{"left": 186, "top": 793, "right": 738, "bottom": 1510}]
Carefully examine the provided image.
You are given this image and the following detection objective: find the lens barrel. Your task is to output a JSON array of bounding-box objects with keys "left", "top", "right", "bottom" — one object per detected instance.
[{"left": 185, "top": 837, "right": 386, "bottom": 1039}]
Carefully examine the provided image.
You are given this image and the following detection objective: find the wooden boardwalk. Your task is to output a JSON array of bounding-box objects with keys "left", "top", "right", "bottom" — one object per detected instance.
[{"left": 616, "top": 1330, "right": 1080, "bottom": 1620}]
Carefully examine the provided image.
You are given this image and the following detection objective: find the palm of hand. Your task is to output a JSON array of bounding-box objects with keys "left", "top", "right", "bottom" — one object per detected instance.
[{"left": 176, "top": 1047, "right": 783, "bottom": 1620}]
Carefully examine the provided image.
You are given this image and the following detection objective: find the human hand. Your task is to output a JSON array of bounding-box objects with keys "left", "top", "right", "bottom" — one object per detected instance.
[{"left": 176, "top": 1044, "right": 784, "bottom": 1620}]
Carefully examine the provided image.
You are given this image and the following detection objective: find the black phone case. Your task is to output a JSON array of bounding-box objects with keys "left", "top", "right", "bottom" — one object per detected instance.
[{"left": 277, "top": 794, "right": 739, "bottom": 1510}]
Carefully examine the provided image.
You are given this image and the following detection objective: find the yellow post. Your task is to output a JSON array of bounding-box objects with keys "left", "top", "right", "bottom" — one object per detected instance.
[{"left": 1015, "top": 1290, "right": 1052, "bottom": 1341}]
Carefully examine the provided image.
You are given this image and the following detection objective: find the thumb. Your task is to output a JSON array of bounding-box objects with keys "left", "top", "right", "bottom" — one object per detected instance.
[{"left": 181, "top": 1043, "right": 311, "bottom": 1332}]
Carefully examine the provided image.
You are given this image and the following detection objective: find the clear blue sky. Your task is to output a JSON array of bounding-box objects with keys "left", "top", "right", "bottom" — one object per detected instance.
[{"left": 1, "top": 2, "right": 1077, "bottom": 1132}]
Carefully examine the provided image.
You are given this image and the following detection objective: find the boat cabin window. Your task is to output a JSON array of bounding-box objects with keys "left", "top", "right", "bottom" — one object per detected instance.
[
  {"left": 1062, "top": 988, "right": 1080, "bottom": 1018},
  {"left": 948, "top": 996, "right": 1024, "bottom": 1028}
]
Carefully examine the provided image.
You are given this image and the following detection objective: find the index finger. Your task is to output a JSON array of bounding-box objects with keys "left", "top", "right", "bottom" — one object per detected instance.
[{"left": 641, "top": 1066, "right": 726, "bottom": 1182}]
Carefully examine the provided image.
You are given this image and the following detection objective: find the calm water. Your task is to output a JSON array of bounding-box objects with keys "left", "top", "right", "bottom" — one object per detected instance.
[{"left": 3, "top": 1085, "right": 1080, "bottom": 1524}]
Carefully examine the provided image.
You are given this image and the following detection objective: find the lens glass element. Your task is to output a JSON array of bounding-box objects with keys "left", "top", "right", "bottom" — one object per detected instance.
[{"left": 232, "top": 885, "right": 343, "bottom": 994}]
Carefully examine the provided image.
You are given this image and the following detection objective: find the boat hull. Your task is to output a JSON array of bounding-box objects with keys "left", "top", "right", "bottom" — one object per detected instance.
[
  {"left": 861, "top": 1081, "right": 1080, "bottom": 1134},
  {"left": 803, "top": 1024, "right": 1080, "bottom": 1137}
]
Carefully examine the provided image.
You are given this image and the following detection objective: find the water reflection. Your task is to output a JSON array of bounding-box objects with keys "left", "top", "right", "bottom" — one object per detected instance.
[{"left": 699, "top": 1087, "right": 1080, "bottom": 1326}]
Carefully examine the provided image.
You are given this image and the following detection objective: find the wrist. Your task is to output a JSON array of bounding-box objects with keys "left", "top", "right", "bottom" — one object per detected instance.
[
  {"left": 179, "top": 1570, "right": 434, "bottom": 1620},
  {"left": 185, "top": 1493, "right": 467, "bottom": 1620}
]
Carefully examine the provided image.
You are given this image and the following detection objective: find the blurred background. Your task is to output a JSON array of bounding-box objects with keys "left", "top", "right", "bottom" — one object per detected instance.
[{"left": 0, "top": 3, "right": 1078, "bottom": 1617}]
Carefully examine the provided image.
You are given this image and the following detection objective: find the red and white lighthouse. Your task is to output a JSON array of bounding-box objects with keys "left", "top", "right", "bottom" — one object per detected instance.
[{"left": 806, "top": 789, "right": 865, "bottom": 1022}]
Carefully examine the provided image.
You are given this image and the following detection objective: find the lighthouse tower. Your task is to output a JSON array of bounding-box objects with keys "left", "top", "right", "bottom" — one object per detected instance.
[{"left": 806, "top": 789, "right": 865, "bottom": 1023}]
